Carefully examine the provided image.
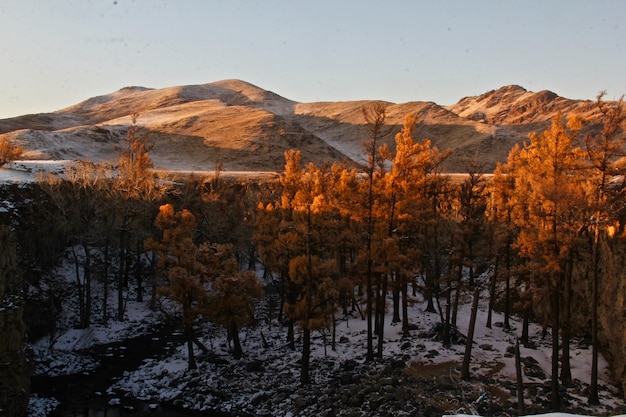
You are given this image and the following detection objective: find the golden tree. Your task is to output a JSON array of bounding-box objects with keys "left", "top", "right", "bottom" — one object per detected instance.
[
  {"left": 0, "top": 139, "right": 22, "bottom": 167},
  {"left": 507, "top": 114, "right": 589, "bottom": 410},
  {"left": 582, "top": 92, "right": 625, "bottom": 403},
  {"left": 205, "top": 244, "right": 264, "bottom": 359},
  {"left": 145, "top": 204, "right": 209, "bottom": 370}
]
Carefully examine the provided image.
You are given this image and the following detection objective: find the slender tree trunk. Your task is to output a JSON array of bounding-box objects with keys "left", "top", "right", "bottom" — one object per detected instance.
[
  {"left": 560, "top": 259, "right": 573, "bottom": 386},
  {"left": 401, "top": 274, "right": 410, "bottom": 337},
  {"left": 486, "top": 255, "right": 499, "bottom": 329},
  {"left": 301, "top": 325, "right": 311, "bottom": 385},
  {"left": 103, "top": 236, "right": 109, "bottom": 324},
  {"left": 72, "top": 245, "right": 85, "bottom": 328},
  {"left": 504, "top": 246, "right": 511, "bottom": 330},
  {"left": 515, "top": 338, "right": 526, "bottom": 414},
  {"left": 589, "top": 226, "right": 600, "bottom": 404},
  {"left": 451, "top": 267, "right": 461, "bottom": 327},
  {"left": 392, "top": 273, "right": 401, "bottom": 323},
  {"left": 247, "top": 246, "right": 256, "bottom": 271},
  {"left": 185, "top": 321, "right": 197, "bottom": 370},
  {"left": 83, "top": 242, "right": 91, "bottom": 328},
  {"left": 136, "top": 241, "right": 143, "bottom": 302},
  {"left": 521, "top": 304, "right": 530, "bottom": 346},
  {"left": 331, "top": 310, "right": 337, "bottom": 351},
  {"left": 117, "top": 230, "right": 126, "bottom": 321},
  {"left": 550, "top": 288, "right": 560, "bottom": 411},
  {"left": 424, "top": 266, "right": 436, "bottom": 313},
  {"left": 231, "top": 323, "right": 243, "bottom": 359},
  {"left": 376, "top": 273, "right": 389, "bottom": 358},
  {"left": 461, "top": 289, "right": 480, "bottom": 380},
  {"left": 366, "top": 237, "right": 374, "bottom": 361}
]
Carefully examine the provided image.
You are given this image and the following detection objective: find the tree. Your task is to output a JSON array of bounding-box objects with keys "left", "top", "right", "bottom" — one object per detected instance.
[
  {"left": 38, "top": 160, "right": 110, "bottom": 329},
  {"left": 487, "top": 162, "right": 518, "bottom": 331},
  {"left": 507, "top": 114, "right": 588, "bottom": 411},
  {"left": 145, "top": 204, "right": 209, "bottom": 370},
  {"left": 360, "top": 102, "right": 393, "bottom": 360},
  {"left": 205, "top": 244, "right": 264, "bottom": 359},
  {"left": 0, "top": 139, "right": 22, "bottom": 167},
  {"left": 111, "top": 113, "right": 167, "bottom": 320},
  {"left": 582, "top": 91, "right": 625, "bottom": 404}
]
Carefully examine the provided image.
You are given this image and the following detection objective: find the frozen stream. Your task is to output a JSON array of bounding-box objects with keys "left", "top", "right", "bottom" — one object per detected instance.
[{"left": 31, "top": 325, "right": 229, "bottom": 417}]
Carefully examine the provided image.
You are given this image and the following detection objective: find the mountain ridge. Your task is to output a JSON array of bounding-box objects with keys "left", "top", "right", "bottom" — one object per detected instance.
[{"left": 0, "top": 80, "right": 615, "bottom": 172}]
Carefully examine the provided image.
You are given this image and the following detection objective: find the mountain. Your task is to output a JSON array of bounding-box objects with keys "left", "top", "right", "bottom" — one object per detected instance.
[{"left": 0, "top": 80, "right": 613, "bottom": 173}]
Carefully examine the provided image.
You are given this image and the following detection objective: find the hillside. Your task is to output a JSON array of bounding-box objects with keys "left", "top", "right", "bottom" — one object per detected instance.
[{"left": 0, "top": 80, "right": 616, "bottom": 173}]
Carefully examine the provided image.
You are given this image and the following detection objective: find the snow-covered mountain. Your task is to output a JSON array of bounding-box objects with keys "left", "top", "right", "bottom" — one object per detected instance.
[{"left": 0, "top": 80, "right": 611, "bottom": 173}]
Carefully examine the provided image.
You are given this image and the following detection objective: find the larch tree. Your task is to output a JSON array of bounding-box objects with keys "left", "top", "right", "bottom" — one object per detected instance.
[
  {"left": 507, "top": 114, "right": 588, "bottom": 411},
  {"left": 486, "top": 162, "right": 519, "bottom": 332},
  {"left": 388, "top": 113, "right": 421, "bottom": 337},
  {"left": 111, "top": 113, "right": 167, "bottom": 320},
  {"left": 38, "top": 160, "right": 110, "bottom": 329},
  {"left": 205, "top": 244, "right": 264, "bottom": 359},
  {"left": 0, "top": 139, "right": 22, "bottom": 167},
  {"left": 282, "top": 154, "right": 342, "bottom": 384},
  {"left": 582, "top": 92, "right": 625, "bottom": 404},
  {"left": 360, "top": 102, "right": 393, "bottom": 361},
  {"left": 385, "top": 113, "right": 452, "bottom": 338},
  {"left": 145, "top": 204, "right": 210, "bottom": 370}
]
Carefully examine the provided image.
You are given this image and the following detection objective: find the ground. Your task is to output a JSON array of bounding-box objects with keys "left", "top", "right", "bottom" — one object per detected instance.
[{"left": 27, "top": 260, "right": 626, "bottom": 417}]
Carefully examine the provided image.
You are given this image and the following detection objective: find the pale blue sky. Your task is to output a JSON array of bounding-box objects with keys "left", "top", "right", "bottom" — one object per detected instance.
[{"left": 1, "top": 0, "right": 625, "bottom": 119}]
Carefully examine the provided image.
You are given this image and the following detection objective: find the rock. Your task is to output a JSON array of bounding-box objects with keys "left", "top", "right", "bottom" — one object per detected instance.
[
  {"left": 293, "top": 395, "right": 309, "bottom": 409},
  {"left": 345, "top": 392, "right": 364, "bottom": 407},
  {"left": 338, "top": 372, "right": 358, "bottom": 385},
  {"left": 245, "top": 359, "right": 265, "bottom": 373},
  {"left": 250, "top": 391, "right": 269, "bottom": 406},
  {"left": 390, "top": 359, "right": 406, "bottom": 369},
  {"left": 341, "top": 359, "right": 358, "bottom": 371},
  {"left": 425, "top": 349, "right": 439, "bottom": 359}
]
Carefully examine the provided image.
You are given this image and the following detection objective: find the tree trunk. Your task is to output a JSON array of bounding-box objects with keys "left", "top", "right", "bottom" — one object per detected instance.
[
  {"left": 366, "top": 241, "right": 374, "bottom": 361},
  {"left": 103, "top": 236, "right": 109, "bottom": 324},
  {"left": 504, "top": 246, "right": 511, "bottom": 330},
  {"left": 185, "top": 322, "right": 197, "bottom": 370},
  {"left": 392, "top": 273, "right": 401, "bottom": 323},
  {"left": 486, "top": 255, "right": 499, "bottom": 329},
  {"left": 117, "top": 231, "right": 126, "bottom": 321},
  {"left": 401, "top": 274, "right": 410, "bottom": 337},
  {"left": 376, "top": 273, "right": 389, "bottom": 358},
  {"left": 71, "top": 245, "right": 85, "bottom": 328},
  {"left": 521, "top": 304, "right": 530, "bottom": 346},
  {"left": 301, "top": 325, "right": 311, "bottom": 385},
  {"left": 331, "top": 310, "right": 337, "bottom": 351},
  {"left": 589, "top": 227, "right": 600, "bottom": 404},
  {"left": 515, "top": 339, "right": 526, "bottom": 414},
  {"left": 550, "top": 288, "right": 560, "bottom": 411},
  {"left": 230, "top": 323, "right": 243, "bottom": 359},
  {"left": 461, "top": 288, "right": 480, "bottom": 380},
  {"left": 136, "top": 242, "right": 143, "bottom": 302},
  {"left": 83, "top": 242, "right": 92, "bottom": 328},
  {"left": 451, "top": 268, "right": 461, "bottom": 327},
  {"left": 560, "top": 259, "right": 573, "bottom": 386}
]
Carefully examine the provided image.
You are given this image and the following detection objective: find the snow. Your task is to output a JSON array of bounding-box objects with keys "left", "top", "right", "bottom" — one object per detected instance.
[
  {"left": 8, "top": 168, "right": 622, "bottom": 416},
  {"left": 25, "top": 257, "right": 626, "bottom": 416}
]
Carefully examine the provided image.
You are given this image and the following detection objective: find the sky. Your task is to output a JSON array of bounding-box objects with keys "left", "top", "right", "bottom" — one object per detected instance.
[{"left": 1, "top": 0, "right": 625, "bottom": 119}]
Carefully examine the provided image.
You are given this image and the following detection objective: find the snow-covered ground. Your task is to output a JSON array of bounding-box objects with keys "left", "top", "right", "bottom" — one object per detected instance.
[{"left": 27, "top": 258, "right": 626, "bottom": 417}]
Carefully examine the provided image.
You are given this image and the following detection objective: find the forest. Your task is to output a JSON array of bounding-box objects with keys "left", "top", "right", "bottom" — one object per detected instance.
[{"left": 2, "top": 94, "right": 626, "bottom": 416}]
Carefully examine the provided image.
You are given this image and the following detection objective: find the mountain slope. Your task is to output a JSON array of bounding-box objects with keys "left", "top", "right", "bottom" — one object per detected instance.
[{"left": 0, "top": 80, "right": 616, "bottom": 173}]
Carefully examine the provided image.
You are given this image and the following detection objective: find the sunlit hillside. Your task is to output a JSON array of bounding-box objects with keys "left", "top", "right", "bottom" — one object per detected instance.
[{"left": 0, "top": 80, "right": 616, "bottom": 173}]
